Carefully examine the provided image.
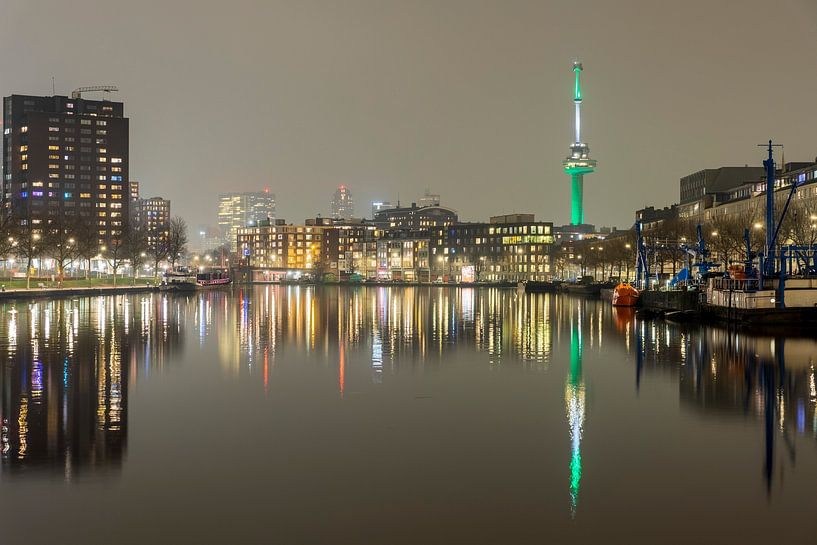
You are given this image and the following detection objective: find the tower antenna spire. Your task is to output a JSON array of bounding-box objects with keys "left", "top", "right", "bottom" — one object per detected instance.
[{"left": 562, "top": 61, "right": 596, "bottom": 226}]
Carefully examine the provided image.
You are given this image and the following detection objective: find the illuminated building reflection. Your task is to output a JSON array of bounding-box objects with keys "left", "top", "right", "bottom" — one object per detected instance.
[{"left": 0, "top": 295, "right": 186, "bottom": 478}]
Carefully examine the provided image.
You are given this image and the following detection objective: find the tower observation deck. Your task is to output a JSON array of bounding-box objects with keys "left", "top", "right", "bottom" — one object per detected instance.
[{"left": 562, "top": 62, "right": 596, "bottom": 225}]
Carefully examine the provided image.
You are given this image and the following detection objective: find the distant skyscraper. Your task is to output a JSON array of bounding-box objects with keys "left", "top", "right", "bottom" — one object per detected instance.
[
  {"left": 217, "top": 189, "right": 276, "bottom": 250},
  {"left": 419, "top": 189, "right": 440, "bottom": 207},
  {"left": 371, "top": 200, "right": 396, "bottom": 219},
  {"left": 2, "top": 92, "right": 130, "bottom": 245},
  {"left": 331, "top": 185, "right": 353, "bottom": 219}
]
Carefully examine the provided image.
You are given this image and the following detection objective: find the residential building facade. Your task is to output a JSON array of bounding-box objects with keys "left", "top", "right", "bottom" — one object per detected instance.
[{"left": 2, "top": 94, "right": 129, "bottom": 245}]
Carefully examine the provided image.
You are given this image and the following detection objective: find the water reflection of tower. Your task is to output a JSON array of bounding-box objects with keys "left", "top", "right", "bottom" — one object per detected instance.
[{"left": 564, "top": 301, "right": 586, "bottom": 517}]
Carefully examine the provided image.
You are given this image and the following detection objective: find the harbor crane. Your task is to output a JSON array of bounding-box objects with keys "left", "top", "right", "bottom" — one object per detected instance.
[{"left": 70, "top": 85, "right": 118, "bottom": 99}]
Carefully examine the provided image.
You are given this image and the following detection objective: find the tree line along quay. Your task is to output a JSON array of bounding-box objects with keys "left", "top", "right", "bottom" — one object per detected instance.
[{"left": 0, "top": 212, "right": 188, "bottom": 289}]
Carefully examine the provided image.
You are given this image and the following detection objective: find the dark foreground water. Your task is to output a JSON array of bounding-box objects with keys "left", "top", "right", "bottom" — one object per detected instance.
[{"left": 1, "top": 286, "right": 816, "bottom": 544}]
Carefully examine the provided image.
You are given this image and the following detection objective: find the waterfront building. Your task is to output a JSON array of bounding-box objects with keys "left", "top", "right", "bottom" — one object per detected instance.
[
  {"left": 372, "top": 202, "right": 458, "bottom": 230},
  {"left": 680, "top": 166, "right": 768, "bottom": 205},
  {"left": 437, "top": 214, "right": 554, "bottom": 282},
  {"left": 2, "top": 92, "right": 129, "bottom": 245},
  {"left": 331, "top": 185, "right": 354, "bottom": 219},
  {"left": 217, "top": 189, "right": 276, "bottom": 250},
  {"left": 236, "top": 219, "right": 323, "bottom": 281},
  {"left": 308, "top": 217, "right": 378, "bottom": 279},
  {"left": 376, "top": 229, "right": 431, "bottom": 281},
  {"left": 133, "top": 196, "right": 171, "bottom": 251}
]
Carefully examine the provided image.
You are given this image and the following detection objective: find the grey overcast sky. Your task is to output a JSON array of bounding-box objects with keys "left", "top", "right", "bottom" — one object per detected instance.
[{"left": 2, "top": 0, "right": 816, "bottom": 229}]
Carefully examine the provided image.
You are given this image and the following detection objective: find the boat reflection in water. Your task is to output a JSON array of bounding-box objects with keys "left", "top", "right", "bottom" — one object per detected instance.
[
  {"left": 0, "top": 295, "right": 188, "bottom": 479},
  {"left": 1, "top": 285, "right": 816, "bottom": 511}
]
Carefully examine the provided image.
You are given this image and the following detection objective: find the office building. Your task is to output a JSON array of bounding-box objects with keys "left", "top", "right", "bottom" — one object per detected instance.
[
  {"left": 217, "top": 190, "right": 276, "bottom": 250},
  {"left": 419, "top": 190, "right": 441, "bottom": 208},
  {"left": 331, "top": 185, "right": 354, "bottom": 219},
  {"left": 2, "top": 93, "right": 129, "bottom": 245},
  {"left": 371, "top": 200, "right": 396, "bottom": 219}
]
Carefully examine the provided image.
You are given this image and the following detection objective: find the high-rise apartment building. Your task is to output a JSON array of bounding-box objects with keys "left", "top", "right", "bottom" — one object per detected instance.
[
  {"left": 217, "top": 190, "right": 276, "bottom": 250},
  {"left": 2, "top": 94, "right": 129, "bottom": 245},
  {"left": 330, "top": 185, "right": 353, "bottom": 219},
  {"left": 134, "top": 196, "right": 171, "bottom": 251}
]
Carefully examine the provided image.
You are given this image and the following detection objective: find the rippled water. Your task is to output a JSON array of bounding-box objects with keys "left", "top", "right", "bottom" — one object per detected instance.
[{"left": 1, "top": 286, "right": 816, "bottom": 544}]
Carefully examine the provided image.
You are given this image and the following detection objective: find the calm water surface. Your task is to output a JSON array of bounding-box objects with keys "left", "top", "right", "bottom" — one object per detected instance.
[{"left": 1, "top": 286, "right": 816, "bottom": 544}]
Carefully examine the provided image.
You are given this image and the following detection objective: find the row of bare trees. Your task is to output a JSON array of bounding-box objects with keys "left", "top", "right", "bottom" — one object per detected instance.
[
  {"left": 560, "top": 197, "right": 817, "bottom": 282},
  {"left": 0, "top": 213, "right": 189, "bottom": 288}
]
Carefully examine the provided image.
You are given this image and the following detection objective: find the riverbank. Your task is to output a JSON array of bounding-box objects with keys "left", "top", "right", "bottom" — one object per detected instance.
[
  {"left": 0, "top": 283, "right": 158, "bottom": 301},
  {"left": 242, "top": 280, "right": 520, "bottom": 289}
]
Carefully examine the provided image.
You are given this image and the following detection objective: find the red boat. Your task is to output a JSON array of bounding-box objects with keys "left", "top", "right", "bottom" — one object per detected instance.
[
  {"left": 196, "top": 269, "right": 232, "bottom": 288},
  {"left": 612, "top": 283, "right": 639, "bottom": 307}
]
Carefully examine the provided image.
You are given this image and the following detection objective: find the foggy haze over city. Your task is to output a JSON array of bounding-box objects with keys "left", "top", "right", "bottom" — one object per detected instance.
[{"left": 2, "top": 0, "right": 815, "bottom": 229}]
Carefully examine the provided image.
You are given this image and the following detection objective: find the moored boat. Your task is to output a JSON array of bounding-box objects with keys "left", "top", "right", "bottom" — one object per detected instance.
[
  {"left": 612, "top": 282, "right": 640, "bottom": 307},
  {"left": 160, "top": 268, "right": 197, "bottom": 291},
  {"left": 196, "top": 269, "right": 232, "bottom": 288}
]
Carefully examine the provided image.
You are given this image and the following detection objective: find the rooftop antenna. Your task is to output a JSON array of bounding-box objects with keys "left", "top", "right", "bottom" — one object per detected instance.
[{"left": 51, "top": 76, "right": 55, "bottom": 96}]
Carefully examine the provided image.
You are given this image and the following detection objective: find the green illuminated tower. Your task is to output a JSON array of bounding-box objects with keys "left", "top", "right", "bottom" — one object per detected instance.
[{"left": 562, "top": 62, "right": 596, "bottom": 225}]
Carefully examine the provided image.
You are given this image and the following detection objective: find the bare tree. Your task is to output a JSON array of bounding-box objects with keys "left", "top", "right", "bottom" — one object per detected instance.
[
  {"left": 166, "top": 217, "right": 188, "bottom": 269},
  {"left": 103, "top": 230, "right": 128, "bottom": 287},
  {"left": 72, "top": 217, "right": 100, "bottom": 282},
  {"left": 43, "top": 217, "right": 79, "bottom": 286},
  {"left": 15, "top": 224, "right": 43, "bottom": 289},
  {"left": 707, "top": 214, "right": 745, "bottom": 270},
  {"left": 780, "top": 198, "right": 817, "bottom": 247},
  {"left": 0, "top": 212, "right": 20, "bottom": 276},
  {"left": 123, "top": 222, "right": 149, "bottom": 285}
]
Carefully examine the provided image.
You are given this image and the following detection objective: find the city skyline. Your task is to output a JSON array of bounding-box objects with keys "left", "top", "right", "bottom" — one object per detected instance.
[{"left": 2, "top": 0, "right": 815, "bottom": 231}]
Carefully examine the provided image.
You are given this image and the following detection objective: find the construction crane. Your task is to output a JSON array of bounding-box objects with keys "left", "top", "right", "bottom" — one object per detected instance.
[{"left": 70, "top": 85, "right": 119, "bottom": 99}]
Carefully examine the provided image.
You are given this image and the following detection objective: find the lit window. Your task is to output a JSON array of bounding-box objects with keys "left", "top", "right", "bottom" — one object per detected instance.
[
  {"left": 20, "top": 145, "right": 29, "bottom": 152},
  {"left": 20, "top": 126, "right": 28, "bottom": 133},
  {"left": 110, "top": 158, "right": 122, "bottom": 164}
]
